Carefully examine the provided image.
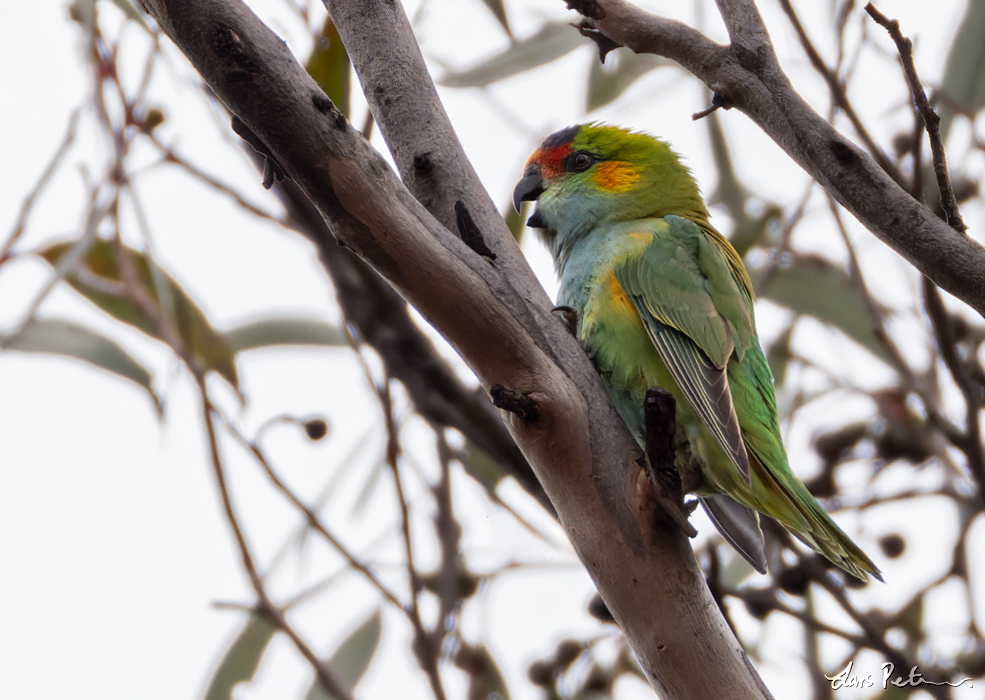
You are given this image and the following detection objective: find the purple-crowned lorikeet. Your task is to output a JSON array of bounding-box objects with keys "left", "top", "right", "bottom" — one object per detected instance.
[{"left": 513, "top": 123, "right": 880, "bottom": 580}]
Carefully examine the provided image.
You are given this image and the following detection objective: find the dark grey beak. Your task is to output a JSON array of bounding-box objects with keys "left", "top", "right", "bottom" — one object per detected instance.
[{"left": 512, "top": 166, "right": 545, "bottom": 213}]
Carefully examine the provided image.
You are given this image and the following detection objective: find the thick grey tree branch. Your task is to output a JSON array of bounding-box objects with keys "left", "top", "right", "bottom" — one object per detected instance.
[
  {"left": 258, "top": 149, "right": 553, "bottom": 512},
  {"left": 567, "top": 0, "right": 985, "bottom": 316},
  {"left": 138, "top": 0, "right": 772, "bottom": 697}
]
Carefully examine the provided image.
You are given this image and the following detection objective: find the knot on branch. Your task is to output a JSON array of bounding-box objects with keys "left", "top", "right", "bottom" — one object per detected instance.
[
  {"left": 212, "top": 24, "right": 254, "bottom": 72},
  {"left": 551, "top": 305, "right": 580, "bottom": 337},
  {"left": 489, "top": 385, "right": 539, "bottom": 421},
  {"left": 642, "top": 388, "right": 697, "bottom": 537},
  {"left": 231, "top": 115, "right": 287, "bottom": 189},
  {"left": 574, "top": 20, "right": 622, "bottom": 63},
  {"left": 691, "top": 92, "right": 733, "bottom": 121},
  {"left": 455, "top": 201, "right": 496, "bottom": 260},
  {"left": 413, "top": 153, "right": 433, "bottom": 176},
  {"left": 565, "top": 0, "right": 605, "bottom": 21},
  {"left": 311, "top": 92, "right": 347, "bottom": 130}
]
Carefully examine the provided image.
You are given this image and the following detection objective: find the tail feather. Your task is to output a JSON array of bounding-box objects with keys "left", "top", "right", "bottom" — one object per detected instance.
[
  {"left": 790, "top": 492, "right": 883, "bottom": 581},
  {"left": 699, "top": 495, "right": 767, "bottom": 574},
  {"left": 755, "top": 459, "right": 883, "bottom": 581}
]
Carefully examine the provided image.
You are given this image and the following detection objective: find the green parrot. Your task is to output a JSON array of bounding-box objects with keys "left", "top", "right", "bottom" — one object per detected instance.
[{"left": 513, "top": 123, "right": 881, "bottom": 581}]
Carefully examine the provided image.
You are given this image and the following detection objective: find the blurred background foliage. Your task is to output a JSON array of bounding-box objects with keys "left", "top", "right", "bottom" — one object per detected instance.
[{"left": 3, "top": 0, "right": 985, "bottom": 698}]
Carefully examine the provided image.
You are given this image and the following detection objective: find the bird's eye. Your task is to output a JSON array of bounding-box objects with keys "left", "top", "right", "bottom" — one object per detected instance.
[{"left": 570, "top": 151, "right": 595, "bottom": 172}]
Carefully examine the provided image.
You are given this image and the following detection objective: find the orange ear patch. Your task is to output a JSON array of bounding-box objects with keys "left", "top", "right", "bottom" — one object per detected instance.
[{"left": 593, "top": 161, "right": 640, "bottom": 192}]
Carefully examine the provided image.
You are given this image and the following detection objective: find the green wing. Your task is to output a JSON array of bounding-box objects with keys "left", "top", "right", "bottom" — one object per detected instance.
[{"left": 614, "top": 217, "right": 754, "bottom": 481}]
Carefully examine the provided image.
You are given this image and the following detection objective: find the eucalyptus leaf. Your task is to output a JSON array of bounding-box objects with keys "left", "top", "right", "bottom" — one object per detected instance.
[
  {"left": 305, "top": 610, "right": 382, "bottom": 700},
  {"left": 752, "top": 255, "right": 892, "bottom": 366},
  {"left": 39, "top": 239, "right": 239, "bottom": 390},
  {"left": 462, "top": 645, "right": 511, "bottom": 700},
  {"left": 108, "top": 0, "right": 151, "bottom": 31},
  {"left": 586, "top": 49, "right": 667, "bottom": 112},
  {"left": 478, "top": 0, "right": 512, "bottom": 38},
  {"left": 203, "top": 613, "right": 277, "bottom": 700},
  {"left": 306, "top": 18, "right": 351, "bottom": 118},
  {"left": 939, "top": 0, "right": 985, "bottom": 139},
  {"left": 226, "top": 318, "right": 347, "bottom": 353},
  {"left": 439, "top": 23, "right": 583, "bottom": 88},
  {"left": 460, "top": 438, "right": 508, "bottom": 490},
  {"left": 503, "top": 199, "right": 527, "bottom": 244},
  {"left": 3, "top": 317, "right": 161, "bottom": 414}
]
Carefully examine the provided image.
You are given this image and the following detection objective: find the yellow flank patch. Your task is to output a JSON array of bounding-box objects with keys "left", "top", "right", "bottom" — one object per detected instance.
[
  {"left": 605, "top": 271, "right": 637, "bottom": 315},
  {"left": 593, "top": 161, "right": 641, "bottom": 192}
]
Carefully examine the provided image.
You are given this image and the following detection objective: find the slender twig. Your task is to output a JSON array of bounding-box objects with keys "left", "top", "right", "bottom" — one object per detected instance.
[
  {"left": 862, "top": 3, "right": 983, "bottom": 505},
  {"left": 865, "top": 2, "right": 966, "bottom": 232},
  {"left": 432, "top": 433, "right": 463, "bottom": 633},
  {"left": 922, "top": 279, "right": 985, "bottom": 507},
  {"left": 196, "top": 378, "right": 356, "bottom": 700},
  {"left": 3, "top": 188, "right": 112, "bottom": 345},
  {"left": 1, "top": 110, "right": 79, "bottom": 263},
  {"left": 751, "top": 181, "right": 814, "bottom": 297},
  {"left": 376, "top": 380, "right": 448, "bottom": 700},
  {"left": 148, "top": 141, "right": 283, "bottom": 223},
  {"left": 215, "top": 410, "right": 408, "bottom": 612},
  {"left": 778, "top": 0, "right": 903, "bottom": 185},
  {"left": 825, "top": 196, "right": 910, "bottom": 378}
]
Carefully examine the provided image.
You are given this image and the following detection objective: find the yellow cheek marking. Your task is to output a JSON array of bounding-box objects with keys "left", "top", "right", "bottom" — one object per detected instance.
[{"left": 593, "top": 161, "right": 641, "bottom": 192}]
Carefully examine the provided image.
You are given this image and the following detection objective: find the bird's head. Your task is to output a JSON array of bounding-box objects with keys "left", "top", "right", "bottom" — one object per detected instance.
[{"left": 513, "top": 123, "right": 708, "bottom": 243}]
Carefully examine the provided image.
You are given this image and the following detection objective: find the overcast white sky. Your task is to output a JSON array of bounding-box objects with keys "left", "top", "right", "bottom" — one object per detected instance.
[{"left": 1, "top": 1, "right": 981, "bottom": 699}]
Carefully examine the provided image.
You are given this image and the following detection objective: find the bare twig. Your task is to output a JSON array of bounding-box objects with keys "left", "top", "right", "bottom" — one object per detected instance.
[
  {"left": 778, "top": 0, "right": 903, "bottom": 185},
  {"left": 922, "top": 278, "right": 985, "bottom": 506},
  {"left": 1, "top": 110, "right": 79, "bottom": 264},
  {"left": 197, "top": 379, "right": 356, "bottom": 700},
  {"left": 149, "top": 141, "right": 284, "bottom": 223},
  {"left": 861, "top": 4, "right": 983, "bottom": 503},
  {"left": 215, "top": 410, "right": 409, "bottom": 612},
  {"left": 376, "top": 380, "right": 448, "bottom": 700},
  {"left": 563, "top": 0, "right": 985, "bottom": 315},
  {"left": 864, "top": 2, "right": 966, "bottom": 232}
]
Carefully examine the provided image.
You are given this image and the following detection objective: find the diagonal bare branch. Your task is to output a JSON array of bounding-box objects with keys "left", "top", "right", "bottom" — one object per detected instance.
[{"left": 563, "top": 0, "right": 985, "bottom": 316}]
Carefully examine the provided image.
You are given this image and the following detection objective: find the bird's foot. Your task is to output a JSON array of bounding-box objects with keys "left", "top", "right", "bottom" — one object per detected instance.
[
  {"left": 641, "top": 387, "right": 697, "bottom": 538},
  {"left": 552, "top": 305, "right": 579, "bottom": 336}
]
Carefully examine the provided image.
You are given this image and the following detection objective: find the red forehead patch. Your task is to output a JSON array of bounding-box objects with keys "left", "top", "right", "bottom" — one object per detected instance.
[{"left": 533, "top": 142, "right": 571, "bottom": 179}]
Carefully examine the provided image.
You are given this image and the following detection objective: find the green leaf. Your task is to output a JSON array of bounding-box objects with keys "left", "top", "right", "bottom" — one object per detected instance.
[
  {"left": 226, "top": 318, "right": 347, "bottom": 353},
  {"left": 459, "top": 439, "right": 508, "bottom": 490},
  {"left": 39, "top": 239, "right": 239, "bottom": 390},
  {"left": 751, "top": 255, "right": 892, "bottom": 366},
  {"left": 203, "top": 613, "right": 277, "bottom": 700},
  {"left": 3, "top": 317, "right": 161, "bottom": 414},
  {"left": 108, "top": 0, "right": 151, "bottom": 32},
  {"left": 703, "top": 110, "right": 783, "bottom": 257},
  {"left": 586, "top": 49, "right": 667, "bottom": 112},
  {"left": 68, "top": 0, "right": 97, "bottom": 33},
  {"left": 462, "top": 645, "right": 510, "bottom": 700},
  {"left": 306, "top": 18, "right": 351, "bottom": 118},
  {"left": 503, "top": 199, "right": 527, "bottom": 245},
  {"left": 765, "top": 321, "right": 794, "bottom": 387},
  {"left": 478, "top": 0, "right": 512, "bottom": 38},
  {"left": 305, "top": 610, "right": 382, "bottom": 700},
  {"left": 438, "top": 22, "right": 584, "bottom": 88},
  {"left": 939, "top": 0, "right": 985, "bottom": 139}
]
